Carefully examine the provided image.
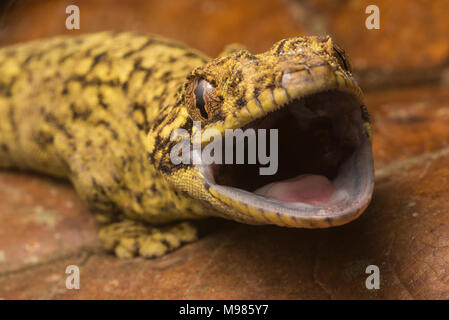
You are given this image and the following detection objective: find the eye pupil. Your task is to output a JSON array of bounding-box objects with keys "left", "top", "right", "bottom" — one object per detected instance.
[{"left": 194, "top": 80, "right": 209, "bottom": 119}]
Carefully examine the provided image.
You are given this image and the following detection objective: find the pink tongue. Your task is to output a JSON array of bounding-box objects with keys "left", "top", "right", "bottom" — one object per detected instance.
[{"left": 254, "top": 174, "right": 334, "bottom": 204}]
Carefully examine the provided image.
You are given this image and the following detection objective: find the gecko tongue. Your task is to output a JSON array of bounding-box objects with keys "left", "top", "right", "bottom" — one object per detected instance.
[{"left": 254, "top": 174, "right": 334, "bottom": 205}]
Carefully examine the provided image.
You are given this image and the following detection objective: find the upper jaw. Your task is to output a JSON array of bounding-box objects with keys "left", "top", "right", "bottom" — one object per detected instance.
[{"left": 193, "top": 61, "right": 362, "bottom": 146}]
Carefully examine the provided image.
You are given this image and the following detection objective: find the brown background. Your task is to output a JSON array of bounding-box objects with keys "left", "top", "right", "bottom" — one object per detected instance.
[{"left": 0, "top": 0, "right": 449, "bottom": 299}]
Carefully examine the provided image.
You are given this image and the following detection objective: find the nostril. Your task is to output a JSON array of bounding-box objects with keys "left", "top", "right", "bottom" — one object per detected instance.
[
  {"left": 281, "top": 71, "right": 304, "bottom": 88},
  {"left": 281, "top": 66, "right": 316, "bottom": 89}
]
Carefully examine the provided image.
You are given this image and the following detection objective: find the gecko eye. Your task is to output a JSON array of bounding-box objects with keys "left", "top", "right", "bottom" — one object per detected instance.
[
  {"left": 193, "top": 79, "right": 215, "bottom": 119},
  {"left": 333, "top": 44, "right": 352, "bottom": 73},
  {"left": 190, "top": 79, "right": 221, "bottom": 121},
  {"left": 186, "top": 77, "right": 221, "bottom": 122},
  {"left": 194, "top": 79, "right": 210, "bottom": 118}
]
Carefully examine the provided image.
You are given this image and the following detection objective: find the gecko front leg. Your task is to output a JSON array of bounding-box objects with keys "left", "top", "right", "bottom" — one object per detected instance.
[
  {"left": 54, "top": 121, "right": 199, "bottom": 258},
  {"left": 98, "top": 220, "right": 197, "bottom": 258}
]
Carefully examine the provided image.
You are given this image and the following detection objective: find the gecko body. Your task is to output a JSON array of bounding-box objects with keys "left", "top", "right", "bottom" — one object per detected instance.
[{"left": 0, "top": 32, "right": 374, "bottom": 258}]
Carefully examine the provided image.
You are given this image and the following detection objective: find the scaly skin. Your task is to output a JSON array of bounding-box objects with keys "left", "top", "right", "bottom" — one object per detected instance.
[{"left": 0, "top": 32, "right": 371, "bottom": 258}]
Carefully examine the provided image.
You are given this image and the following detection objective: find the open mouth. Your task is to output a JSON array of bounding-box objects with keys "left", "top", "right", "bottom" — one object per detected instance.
[{"left": 196, "top": 89, "right": 374, "bottom": 223}]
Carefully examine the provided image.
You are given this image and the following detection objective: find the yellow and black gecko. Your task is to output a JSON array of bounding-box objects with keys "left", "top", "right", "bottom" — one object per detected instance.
[{"left": 0, "top": 32, "right": 374, "bottom": 258}]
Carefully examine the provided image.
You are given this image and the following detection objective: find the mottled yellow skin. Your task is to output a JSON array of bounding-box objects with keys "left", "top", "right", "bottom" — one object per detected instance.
[{"left": 0, "top": 32, "right": 369, "bottom": 258}]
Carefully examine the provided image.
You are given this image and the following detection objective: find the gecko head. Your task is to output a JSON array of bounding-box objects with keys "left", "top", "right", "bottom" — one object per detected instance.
[{"left": 170, "top": 35, "right": 374, "bottom": 228}]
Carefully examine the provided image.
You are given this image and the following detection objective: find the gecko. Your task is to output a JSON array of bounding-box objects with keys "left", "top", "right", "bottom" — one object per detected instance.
[{"left": 0, "top": 32, "right": 374, "bottom": 258}]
